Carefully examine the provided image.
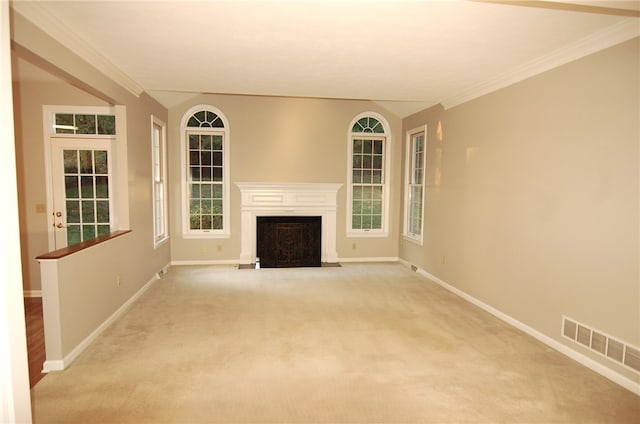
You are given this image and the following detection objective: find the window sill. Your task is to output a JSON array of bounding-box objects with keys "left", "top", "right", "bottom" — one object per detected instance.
[{"left": 36, "top": 230, "right": 132, "bottom": 260}]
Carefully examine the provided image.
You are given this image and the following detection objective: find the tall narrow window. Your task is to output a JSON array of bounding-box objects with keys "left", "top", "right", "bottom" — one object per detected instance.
[
  {"left": 151, "top": 116, "right": 168, "bottom": 247},
  {"left": 347, "top": 113, "right": 391, "bottom": 236},
  {"left": 181, "top": 105, "right": 230, "bottom": 238},
  {"left": 404, "top": 126, "right": 426, "bottom": 242}
]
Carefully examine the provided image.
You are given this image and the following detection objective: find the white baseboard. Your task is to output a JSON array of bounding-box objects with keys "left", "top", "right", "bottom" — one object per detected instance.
[
  {"left": 338, "top": 256, "right": 400, "bottom": 263},
  {"left": 171, "top": 259, "right": 239, "bottom": 266},
  {"left": 403, "top": 261, "right": 640, "bottom": 396},
  {"left": 23, "top": 290, "right": 42, "bottom": 298},
  {"left": 42, "top": 270, "right": 161, "bottom": 372}
]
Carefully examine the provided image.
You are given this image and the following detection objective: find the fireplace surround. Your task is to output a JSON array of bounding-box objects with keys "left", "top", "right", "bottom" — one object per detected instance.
[{"left": 236, "top": 183, "right": 342, "bottom": 265}]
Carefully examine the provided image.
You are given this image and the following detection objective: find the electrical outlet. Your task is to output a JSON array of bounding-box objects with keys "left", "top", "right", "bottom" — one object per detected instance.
[
  {"left": 217, "top": 245, "right": 222, "bottom": 252},
  {"left": 116, "top": 275, "right": 121, "bottom": 286},
  {"left": 442, "top": 256, "right": 446, "bottom": 265},
  {"left": 352, "top": 243, "right": 357, "bottom": 250}
]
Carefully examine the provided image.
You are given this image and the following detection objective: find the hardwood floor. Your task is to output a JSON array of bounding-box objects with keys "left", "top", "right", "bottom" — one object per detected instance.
[{"left": 24, "top": 297, "right": 46, "bottom": 387}]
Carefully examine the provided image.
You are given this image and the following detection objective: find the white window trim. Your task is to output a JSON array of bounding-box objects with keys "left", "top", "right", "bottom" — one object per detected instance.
[
  {"left": 346, "top": 111, "right": 391, "bottom": 238},
  {"left": 403, "top": 125, "right": 427, "bottom": 245},
  {"left": 42, "top": 105, "right": 129, "bottom": 251},
  {"left": 180, "top": 104, "right": 231, "bottom": 239},
  {"left": 151, "top": 115, "right": 168, "bottom": 248}
]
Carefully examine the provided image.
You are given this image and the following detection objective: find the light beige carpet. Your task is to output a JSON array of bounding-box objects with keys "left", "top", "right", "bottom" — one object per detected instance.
[{"left": 31, "top": 263, "right": 639, "bottom": 423}]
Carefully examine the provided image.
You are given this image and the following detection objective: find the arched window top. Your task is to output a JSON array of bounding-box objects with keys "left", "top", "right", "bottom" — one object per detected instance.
[
  {"left": 187, "top": 110, "right": 225, "bottom": 128},
  {"left": 352, "top": 116, "right": 385, "bottom": 133}
]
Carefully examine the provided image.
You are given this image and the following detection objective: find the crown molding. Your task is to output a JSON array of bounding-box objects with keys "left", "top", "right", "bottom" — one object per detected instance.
[
  {"left": 441, "top": 18, "right": 640, "bottom": 109},
  {"left": 11, "top": 1, "right": 144, "bottom": 98}
]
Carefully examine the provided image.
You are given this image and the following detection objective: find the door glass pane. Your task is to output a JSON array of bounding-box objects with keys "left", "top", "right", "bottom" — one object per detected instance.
[
  {"left": 66, "top": 200, "right": 80, "bottom": 223},
  {"left": 64, "top": 150, "right": 78, "bottom": 173},
  {"left": 94, "top": 150, "right": 108, "bottom": 174},
  {"left": 81, "top": 176, "right": 94, "bottom": 198},
  {"left": 97, "top": 225, "right": 111, "bottom": 236},
  {"left": 80, "top": 150, "right": 93, "bottom": 173},
  {"left": 95, "top": 176, "right": 109, "bottom": 198},
  {"left": 65, "top": 176, "right": 79, "bottom": 198},
  {"left": 67, "top": 225, "right": 81, "bottom": 245},
  {"left": 83, "top": 225, "right": 96, "bottom": 240},
  {"left": 96, "top": 200, "right": 110, "bottom": 222},
  {"left": 82, "top": 200, "right": 95, "bottom": 222},
  {"left": 62, "top": 148, "right": 110, "bottom": 246}
]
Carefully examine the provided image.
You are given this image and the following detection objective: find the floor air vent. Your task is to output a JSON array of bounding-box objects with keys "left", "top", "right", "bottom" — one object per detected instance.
[{"left": 562, "top": 316, "right": 640, "bottom": 374}]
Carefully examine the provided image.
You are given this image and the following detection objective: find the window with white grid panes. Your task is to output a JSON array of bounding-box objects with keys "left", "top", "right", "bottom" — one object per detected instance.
[
  {"left": 181, "top": 106, "right": 230, "bottom": 237},
  {"left": 152, "top": 116, "right": 168, "bottom": 247},
  {"left": 405, "top": 128, "right": 425, "bottom": 241},
  {"left": 348, "top": 114, "right": 390, "bottom": 236}
]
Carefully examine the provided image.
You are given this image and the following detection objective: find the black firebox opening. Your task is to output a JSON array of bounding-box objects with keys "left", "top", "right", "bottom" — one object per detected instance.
[{"left": 256, "top": 216, "right": 322, "bottom": 268}]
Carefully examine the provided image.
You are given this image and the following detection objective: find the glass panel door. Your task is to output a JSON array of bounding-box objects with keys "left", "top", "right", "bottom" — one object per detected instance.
[{"left": 52, "top": 140, "right": 111, "bottom": 249}]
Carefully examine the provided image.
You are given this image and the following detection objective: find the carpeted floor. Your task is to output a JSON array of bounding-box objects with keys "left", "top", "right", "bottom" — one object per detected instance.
[{"left": 31, "top": 263, "right": 640, "bottom": 423}]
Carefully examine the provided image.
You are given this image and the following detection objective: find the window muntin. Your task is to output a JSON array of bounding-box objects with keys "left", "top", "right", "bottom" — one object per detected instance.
[
  {"left": 351, "top": 137, "right": 385, "bottom": 230},
  {"left": 181, "top": 105, "right": 230, "bottom": 238},
  {"left": 53, "top": 113, "right": 116, "bottom": 135},
  {"left": 352, "top": 116, "right": 385, "bottom": 133},
  {"left": 405, "top": 129, "right": 425, "bottom": 241},
  {"left": 63, "top": 148, "right": 111, "bottom": 245},
  {"left": 152, "top": 117, "right": 168, "bottom": 247},
  {"left": 348, "top": 113, "right": 390, "bottom": 236},
  {"left": 188, "top": 133, "right": 224, "bottom": 231}
]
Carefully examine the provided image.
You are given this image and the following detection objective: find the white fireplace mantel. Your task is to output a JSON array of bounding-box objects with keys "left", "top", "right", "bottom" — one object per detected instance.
[{"left": 236, "top": 182, "right": 343, "bottom": 264}]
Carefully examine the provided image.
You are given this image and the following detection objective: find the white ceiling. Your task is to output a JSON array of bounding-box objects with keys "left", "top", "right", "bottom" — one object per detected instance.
[{"left": 11, "top": 0, "right": 640, "bottom": 117}]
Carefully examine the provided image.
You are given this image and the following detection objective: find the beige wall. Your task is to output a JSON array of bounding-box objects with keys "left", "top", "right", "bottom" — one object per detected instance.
[
  {"left": 13, "top": 78, "right": 107, "bottom": 293},
  {"left": 401, "top": 38, "right": 639, "bottom": 382},
  {"left": 168, "top": 94, "right": 403, "bottom": 262},
  {"left": 11, "top": 9, "right": 170, "bottom": 357}
]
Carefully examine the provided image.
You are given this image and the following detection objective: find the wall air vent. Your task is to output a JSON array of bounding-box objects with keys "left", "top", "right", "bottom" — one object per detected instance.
[{"left": 562, "top": 316, "right": 640, "bottom": 374}]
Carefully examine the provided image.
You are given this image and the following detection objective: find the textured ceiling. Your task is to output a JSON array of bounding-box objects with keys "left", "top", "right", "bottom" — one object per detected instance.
[{"left": 11, "top": 1, "right": 640, "bottom": 117}]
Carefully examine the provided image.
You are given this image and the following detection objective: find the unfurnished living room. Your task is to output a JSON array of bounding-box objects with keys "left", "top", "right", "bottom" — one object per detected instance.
[{"left": 1, "top": 0, "right": 639, "bottom": 423}]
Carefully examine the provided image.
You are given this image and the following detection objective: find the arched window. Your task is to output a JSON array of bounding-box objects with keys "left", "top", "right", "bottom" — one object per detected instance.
[
  {"left": 181, "top": 105, "right": 230, "bottom": 237},
  {"left": 347, "top": 112, "right": 391, "bottom": 236}
]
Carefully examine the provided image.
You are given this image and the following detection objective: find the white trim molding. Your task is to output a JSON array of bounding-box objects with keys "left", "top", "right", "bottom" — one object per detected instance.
[
  {"left": 236, "top": 182, "right": 342, "bottom": 265},
  {"left": 442, "top": 18, "right": 640, "bottom": 109},
  {"left": 10, "top": 2, "right": 144, "bottom": 97},
  {"left": 401, "top": 260, "right": 640, "bottom": 396}
]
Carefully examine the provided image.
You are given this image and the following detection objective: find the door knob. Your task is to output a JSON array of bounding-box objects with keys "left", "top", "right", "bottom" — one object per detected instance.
[
  {"left": 56, "top": 222, "right": 66, "bottom": 229},
  {"left": 55, "top": 211, "right": 62, "bottom": 217}
]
